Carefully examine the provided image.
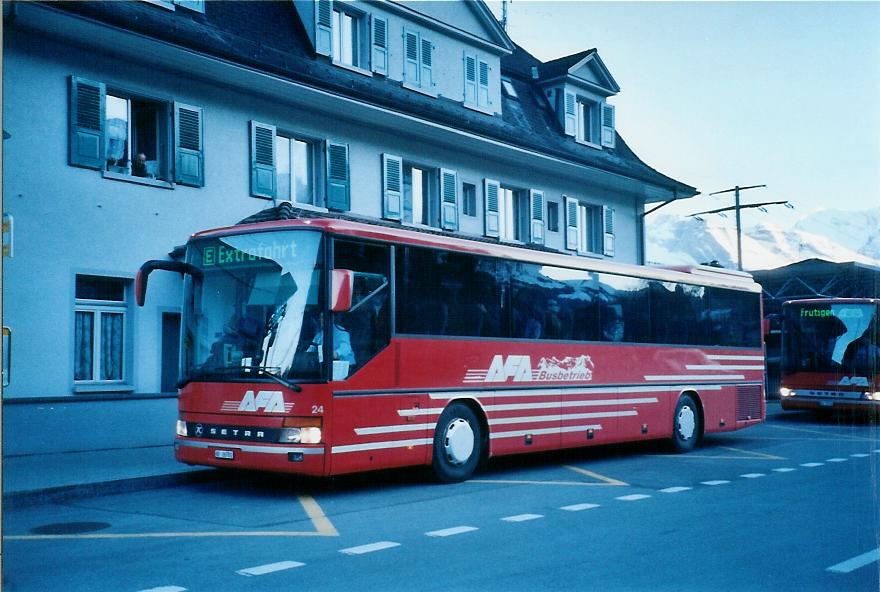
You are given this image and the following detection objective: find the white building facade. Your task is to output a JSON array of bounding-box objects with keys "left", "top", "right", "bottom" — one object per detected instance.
[{"left": 2, "top": 1, "right": 695, "bottom": 454}]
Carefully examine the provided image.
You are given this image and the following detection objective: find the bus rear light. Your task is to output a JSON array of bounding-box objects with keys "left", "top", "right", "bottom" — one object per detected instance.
[{"left": 176, "top": 420, "right": 188, "bottom": 437}]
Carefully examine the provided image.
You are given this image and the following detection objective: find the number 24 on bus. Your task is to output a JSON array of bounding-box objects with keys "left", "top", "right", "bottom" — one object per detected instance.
[{"left": 138, "top": 216, "right": 765, "bottom": 483}]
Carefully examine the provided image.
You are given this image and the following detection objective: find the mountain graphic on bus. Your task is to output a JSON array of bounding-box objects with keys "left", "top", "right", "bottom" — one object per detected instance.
[{"left": 535, "top": 355, "right": 594, "bottom": 381}]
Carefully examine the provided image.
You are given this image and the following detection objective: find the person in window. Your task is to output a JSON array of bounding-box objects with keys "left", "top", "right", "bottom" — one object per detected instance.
[
  {"left": 132, "top": 152, "right": 148, "bottom": 177},
  {"left": 308, "top": 315, "right": 356, "bottom": 366}
]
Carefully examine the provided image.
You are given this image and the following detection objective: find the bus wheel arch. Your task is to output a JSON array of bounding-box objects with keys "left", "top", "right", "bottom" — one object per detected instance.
[
  {"left": 671, "top": 391, "right": 704, "bottom": 452},
  {"left": 431, "top": 399, "right": 487, "bottom": 483}
]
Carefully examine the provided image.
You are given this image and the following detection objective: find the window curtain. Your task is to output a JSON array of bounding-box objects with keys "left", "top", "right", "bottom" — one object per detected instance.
[
  {"left": 74, "top": 311, "right": 94, "bottom": 380},
  {"left": 101, "top": 313, "right": 124, "bottom": 380}
]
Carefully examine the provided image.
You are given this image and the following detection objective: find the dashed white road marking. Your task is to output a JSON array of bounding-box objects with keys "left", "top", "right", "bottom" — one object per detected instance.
[
  {"left": 339, "top": 541, "right": 401, "bottom": 555},
  {"left": 827, "top": 547, "right": 880, "bottom": 574},
  {"left": 502, "top": 514, "right": 544, "bottom": 522},
  {"left": 826, "top": 458, "right": 847, "bottom": 463},
  {"left": 659, "top": 487, "right": 692, "bottom": 494},
  {"left": 425, "top": 526, "right": 478, "bottom": 537},
  {"left": 560, "top": 503, "right": 600, "bottom": 512},
  {"left": 772, "top": 467, "right": 797, "bottom": 473},
  {"left": 800, "top": 462, "right": 824, "bottom": 468},
  {"left": 137, "top": 588, "right": 186, "bottom": 592},
  {"left": 701, "top": 480, "right": 730, "bottom": 486},
  {"left": 850, "top": 453, "right": 870, "bottom": 458},
  {"left": 616, "top": 494, "right": 651, "bottom": 501},
  {"left": 237, "top": 561, "right": 305, "bottom": 576},
  {"left": 740, "top": 473, "right": 765, "bottom": 479}
]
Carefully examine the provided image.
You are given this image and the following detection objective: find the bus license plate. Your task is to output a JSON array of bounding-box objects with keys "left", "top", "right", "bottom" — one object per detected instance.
[
  {"left": 819, "top": 400, "right": 833, "bottom": 407},
  {"left": 214, "top": 449, "right": 235, "bottom": 460}
]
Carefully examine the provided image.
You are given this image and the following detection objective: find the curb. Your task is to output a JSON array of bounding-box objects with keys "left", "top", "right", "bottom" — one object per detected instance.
[{"left": 2, "top": 468, "right": 219, "bottom": 509}]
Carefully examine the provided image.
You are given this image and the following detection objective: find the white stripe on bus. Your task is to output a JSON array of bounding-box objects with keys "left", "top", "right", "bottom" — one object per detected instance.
[
  {"left": 355, "top": 423, "right": 436, "bottom": 435},
  {"left": 644, "top": 374, "right": 745, "bottom": 381},
  {"left": 331, "top": 438, "right": 433, "bottom": 454},
  {"left": 685, "top": 364, "right": 764, "bottom": 371},
  {"left": 706, "top": 355, "right": 764, "bottom": 361},
  {"left": 489, "top": 411, "right": 636, "bottom": 425}
]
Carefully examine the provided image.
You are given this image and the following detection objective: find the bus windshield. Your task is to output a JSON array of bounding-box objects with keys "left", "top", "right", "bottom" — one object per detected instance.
[
  {"left": 181, "top": 230, "right": 324, "bottom": 384},
  {"left": 782, "top": 302, "right": 879, "bottom": 376}
]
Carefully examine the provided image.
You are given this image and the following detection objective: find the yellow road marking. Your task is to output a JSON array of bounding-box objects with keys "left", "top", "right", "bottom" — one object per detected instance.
[
  {"left": 4, "top": 495, "right": 338, "bottom": 541},
  {"left": 299, "top": 494, "right": 339, "bottom": 536},
  {"left": 718, "top": 447, "right": 786, "bottom": 460},
  {"left": 472, "top": 479, "right": 620, "bottom": 487},
  {"left": 564, "top": 465, "right": 628, "bottom": 486}
]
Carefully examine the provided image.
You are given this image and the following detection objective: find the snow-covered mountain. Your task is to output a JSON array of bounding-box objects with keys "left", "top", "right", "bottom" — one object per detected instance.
[{"left": 645, "top": 208, "right": 880, "bottom": 271}]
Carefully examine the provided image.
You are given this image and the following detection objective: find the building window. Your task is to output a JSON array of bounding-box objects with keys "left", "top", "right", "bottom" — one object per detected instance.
[
  {"left": 404, "top": 29, "right": 433, "bottom": 90},
  {"left": 105, "top": 93, "right": 169, "bottom": 180},
  {"left": 332, "top": 6, "right": 367, "bottom": 68},
  {"left": 403, "top": 163, "right": 438, "bottom": 226},
  {"left": 74, "top": 275, "right": 129, "bottom": 384},
  {"left": 577, "top": 99, "right": 600, "bottom": 145},
  {"left": 276, "top": 134, "right": 320, "bottom": 206},
  {"left": 500, "top": 185, "right": 529, "bottom": 242},
  {"left": 462, "top": 182, "right": 477, "bottom": 217},
  {"left": 547, "top": 201, "right": 559, "bottom": 232}
]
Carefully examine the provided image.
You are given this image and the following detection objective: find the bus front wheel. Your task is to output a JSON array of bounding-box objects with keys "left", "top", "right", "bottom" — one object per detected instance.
[
  {"left": 671, "top": 394, "right": 702, "bottom": 453},
  {"left": 431, "top": 402, "right": 482, "bottom": 483}
]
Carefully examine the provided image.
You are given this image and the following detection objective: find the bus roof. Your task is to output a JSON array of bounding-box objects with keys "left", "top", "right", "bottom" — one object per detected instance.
[
  {"left": 192, "top": 214, "right": 761, "bottom": 293},
  {"left": 783, "top": 298, "right": 879, "bottom": 307}
]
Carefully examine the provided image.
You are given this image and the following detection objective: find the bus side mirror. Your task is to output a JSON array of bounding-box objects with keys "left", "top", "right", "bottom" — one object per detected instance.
[
  {"left": 136, "top": 260, "right": 202, "bottom": 306},
  {"left": 331, "top": 269, "right": 354, "bottom": 313}
]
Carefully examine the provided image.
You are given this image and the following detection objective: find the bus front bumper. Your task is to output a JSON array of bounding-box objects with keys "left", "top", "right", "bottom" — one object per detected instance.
[
  {"left": 175, "top": 438, "right": 326, "bottom": 476},
  {"left": 780, "top": 396, "right": 880, "bottom": 413}
]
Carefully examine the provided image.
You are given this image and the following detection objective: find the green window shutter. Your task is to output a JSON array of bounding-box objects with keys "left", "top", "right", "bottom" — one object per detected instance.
[
  {"left": 382, "top": 153, "right": 403, "bottom": 220},
  {"left": 602, "top": 205, "right": 615, "bottom": 256},
  {"left": 564, "top": 195, "right": 579, "bottom": 251},
  {"left": 601, "top": 103, "right": 616, "bottom": 148},
  {"left": 563, "top": 91, "right": 577, "bottom": 137},
  {"left": 440, "top": 168, "right": 459, "bottom": 231},
  {"left": 478, "top": 60, "right": 490, "bottom": 107},
  {"left": 69, "top": 76, "right": 105, "bottom": 170},
  {"left": 315, "top": 0, "right": 333, "bottom": 57},
  {"left": 326, "top": 141, "right": 350, "bottom": 211},
  {"left": 420, "top": 37, "right": 433, "bottom": 88},
  {"left": 404, "top": 29, "right": 419, "bottom": 84},
  {"left": 484, "top": 178, "right": 500, "bottom": 238},
  {"left": 174, "top": 102, "right": 204, "bottom": 187},
  {"left": 371, "top": 15, "right": 388, "bottom": 76},
  {"left": 249, "top": 121, "right": 276, "bottom": 199},
  {"left": 464, "top": 54, "right": 477, "bottom": 104},
  {"left": 530, "top": 189, "right": 545, "bottom": 246}
]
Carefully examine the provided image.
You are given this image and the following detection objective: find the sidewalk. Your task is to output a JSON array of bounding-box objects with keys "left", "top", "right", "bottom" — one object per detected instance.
[{"left": 2, "top": 445, "right": 214, "bottom": 507}]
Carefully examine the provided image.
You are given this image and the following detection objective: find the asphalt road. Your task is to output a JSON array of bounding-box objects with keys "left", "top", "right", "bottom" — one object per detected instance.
[{"left": 4, "top": 407, "right": 879, "bottom": 592}]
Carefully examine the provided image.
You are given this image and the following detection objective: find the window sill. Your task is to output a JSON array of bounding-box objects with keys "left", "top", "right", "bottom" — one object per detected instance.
[
  {"left": 103, "top": 171, "right": 175, "bottom": 189},
  {"left": 74, "top": 383, "right": 136, "bottom": 394},
  {"left": 331, "top": 60, "right": 373, "bottom": 78},
  {"left": 463, "top": 102, "right": 494, "bottom": 116},
  {"left": 402, "top": 82, "right": 438, "bottom": 98},
  {"left": 575, "top": 138, "right": 603, "bottom": 150}
]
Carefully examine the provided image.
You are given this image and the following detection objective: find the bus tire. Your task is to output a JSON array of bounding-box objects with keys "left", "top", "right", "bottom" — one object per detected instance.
[
  {"left": 432, "top": 402, "right": 482, "bottom": 483},
  {"left": 671, "top": 394, "right": 702, "bottom": 453}
]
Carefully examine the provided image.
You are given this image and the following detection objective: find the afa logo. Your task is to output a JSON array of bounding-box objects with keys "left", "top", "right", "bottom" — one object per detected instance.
[
  {"left": 221, "top": 390, "right": 294, "bottom": 413},
  {"left": 465, "top": 354, "right": 595, "bottom": 383}
]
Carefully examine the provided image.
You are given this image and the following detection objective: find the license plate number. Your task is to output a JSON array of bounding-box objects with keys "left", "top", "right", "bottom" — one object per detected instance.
[{"left": 214, "top": 449, "right": 235, "bottom": 460}]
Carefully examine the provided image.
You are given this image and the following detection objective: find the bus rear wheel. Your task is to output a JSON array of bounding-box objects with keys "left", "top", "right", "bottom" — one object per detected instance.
[
  {"left": 671, "top": 394, "right": 702, "bottom": 452},
  {"left": 432, "top": 402, "right": 482, "bottom": 483}
]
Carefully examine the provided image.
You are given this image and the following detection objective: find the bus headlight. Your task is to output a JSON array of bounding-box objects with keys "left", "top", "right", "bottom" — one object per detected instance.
[
  {"left": 864, "top": 391, "right": 880, "bottom": 402},
  {"left": 176, "top": 420, "right": 188, "bottom": 437},
  {"left": 279, "top": 417, "right": 322, "bottom": 444},
  {"left": 780, "top": 388, "right": 795, "bottom": 398}
]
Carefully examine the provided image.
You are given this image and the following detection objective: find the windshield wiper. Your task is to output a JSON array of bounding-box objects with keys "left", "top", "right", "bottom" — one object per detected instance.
[{"left": 187, "top": 366, "right": 302, "bottom": 392}]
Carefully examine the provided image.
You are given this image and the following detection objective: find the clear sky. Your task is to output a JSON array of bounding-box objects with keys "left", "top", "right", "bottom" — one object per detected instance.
[{"left": 488, "top": 1, "right": 880, "bottom": 228}]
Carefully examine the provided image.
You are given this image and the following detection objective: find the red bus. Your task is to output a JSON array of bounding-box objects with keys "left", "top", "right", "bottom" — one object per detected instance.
[
  {"left": 780, "top": 298, "right": 880, "bottom": 413},
  {"left": 138, "top": 212, "right": 765, "bottom": 482}
]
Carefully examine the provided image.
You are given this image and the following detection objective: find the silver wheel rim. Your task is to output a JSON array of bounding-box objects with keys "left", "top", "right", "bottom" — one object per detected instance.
[
  {"left": 677, "top": 405, "right": 696, "bottom": 440},
  {"left": 444, "top": 418, "right": 475, "bottom": 466}
]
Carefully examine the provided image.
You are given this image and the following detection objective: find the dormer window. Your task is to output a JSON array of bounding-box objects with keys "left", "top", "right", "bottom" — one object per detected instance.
[
  {"left": 332, "top": 5, "right": 368, "bottom": 69},
  {"left": 577, "top": 98, "right": 599, "bottom": 145}
]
